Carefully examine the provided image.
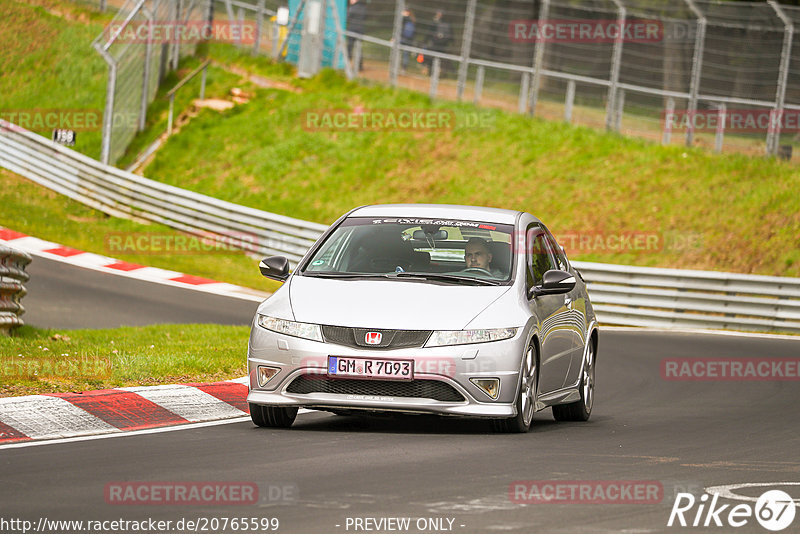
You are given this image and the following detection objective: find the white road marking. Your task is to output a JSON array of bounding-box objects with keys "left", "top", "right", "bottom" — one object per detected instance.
[{"left": 705, "top": 482, "right": 800, "bottom": 506}]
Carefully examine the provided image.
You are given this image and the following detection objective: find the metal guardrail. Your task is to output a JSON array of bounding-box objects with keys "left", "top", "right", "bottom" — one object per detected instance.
[
  {"left": 0, "top": 120, "right": 328, "bottom": 265},
  {"left": 2, "top": 121, "right": 800, "bottom": 334},
  {"left": 572, "top": 261, "right": 800, "bottom": 334},
  {"left": 0, "top": 245, "right": 32, "bottom": 334}
]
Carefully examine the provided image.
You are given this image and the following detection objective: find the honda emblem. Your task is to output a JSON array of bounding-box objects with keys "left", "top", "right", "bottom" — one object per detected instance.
[{"left": 365, "top": 332, "right": 382, "bottom": 345}]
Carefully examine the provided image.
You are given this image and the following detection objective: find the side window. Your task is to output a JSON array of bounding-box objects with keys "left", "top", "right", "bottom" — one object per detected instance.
[
  {"left": 526, "top": 225, "right": 556, "bottom": 286},
  {"left": 545, "top": 231, "right": 569, "bottom": 272}
]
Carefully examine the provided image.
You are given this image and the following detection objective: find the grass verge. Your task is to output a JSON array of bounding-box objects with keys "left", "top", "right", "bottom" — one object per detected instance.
[{"left": 0, "top": 324, "right": 249, "bottom": 397}]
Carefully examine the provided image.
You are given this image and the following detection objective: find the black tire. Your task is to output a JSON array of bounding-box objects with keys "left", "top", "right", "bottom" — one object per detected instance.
[
  {"left": 493, "top": 342, "right": 538, "bottom": 434},
  {"left": 249, "top": 403, "right": 298, "bottom": 428},
  {"left": 552, "top": 341, "right": 595, "bottom": 422}
]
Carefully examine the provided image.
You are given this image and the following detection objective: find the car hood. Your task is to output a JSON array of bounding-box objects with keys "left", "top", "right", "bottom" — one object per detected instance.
[{"left": 288, "top": 276, "right": 512, "bottom": 330}]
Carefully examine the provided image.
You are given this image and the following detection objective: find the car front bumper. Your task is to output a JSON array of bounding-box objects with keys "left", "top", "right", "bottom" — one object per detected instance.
[{"left": 246, "top": 324, "right": 529, "bottom": 418}]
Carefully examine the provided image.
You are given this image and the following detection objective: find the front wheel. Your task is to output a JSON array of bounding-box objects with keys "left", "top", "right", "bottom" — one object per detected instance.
[
  {"left": 552, "top": 341, "right": 595, "bottom": 422},
  {"left": 493, "top": 342, "right": 537, "bottom": 433},
  {"left": 249, "top": 403, "right": 298, "bottom": 428}
]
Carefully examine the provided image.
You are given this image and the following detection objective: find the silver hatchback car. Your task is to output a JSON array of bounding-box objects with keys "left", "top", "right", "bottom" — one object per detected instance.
[{"left": 247, "top": 204, "right": 598, "bottom": 432}]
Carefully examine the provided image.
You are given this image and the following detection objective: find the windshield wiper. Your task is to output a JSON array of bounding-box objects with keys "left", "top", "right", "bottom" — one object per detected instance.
[
  {"left": 391, "top": 272, "right": 501, "bottom": 286},
  {"left": 302, "top": 272, "right": 391, "bottom": 279}
]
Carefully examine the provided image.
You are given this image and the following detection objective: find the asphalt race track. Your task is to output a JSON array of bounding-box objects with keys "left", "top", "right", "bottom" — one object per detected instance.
[
  {"left": 22, "top": 257, "right": 258, "bottom": 328},
  {"left": 2, "top": 328, "right": 799, "bottom": 533}
]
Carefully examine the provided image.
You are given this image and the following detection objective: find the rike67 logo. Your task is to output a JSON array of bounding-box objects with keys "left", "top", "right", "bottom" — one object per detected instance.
[{"left": 668, "top": 489, "right": 797, "bottom": 531}]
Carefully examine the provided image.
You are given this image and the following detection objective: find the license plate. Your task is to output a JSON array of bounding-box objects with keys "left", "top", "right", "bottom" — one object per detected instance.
[{"left": 327, "top": 356, "right": 414, "bottom": 381}]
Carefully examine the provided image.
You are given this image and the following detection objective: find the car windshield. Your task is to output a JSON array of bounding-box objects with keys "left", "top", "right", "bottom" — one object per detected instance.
[{"left": 301, "top": 216, "right": 515, "bottom": 283}]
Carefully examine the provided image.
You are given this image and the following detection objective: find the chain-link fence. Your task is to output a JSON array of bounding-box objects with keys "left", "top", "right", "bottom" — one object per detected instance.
[
  {"left": 255, "top": 0, "right": 800, "bottom": 158},
  {"left": 86, "top": 0, "right": 800, "bottom": 161},
  {"left": 92, "top": 0, "right": 210, "bottom": 164}
]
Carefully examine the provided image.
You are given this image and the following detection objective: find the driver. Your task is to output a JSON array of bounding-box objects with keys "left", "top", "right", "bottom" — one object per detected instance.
[{"left": 464, "top": 237, "right": 501, "bottom": 276}]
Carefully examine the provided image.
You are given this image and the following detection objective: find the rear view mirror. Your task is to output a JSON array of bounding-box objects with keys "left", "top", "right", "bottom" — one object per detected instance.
[
  {"left": 412, "top": 229, "right": 448, "bottom": 240},
  {"left": 259, "top": 256, "right": 290, "bottom": 281}
]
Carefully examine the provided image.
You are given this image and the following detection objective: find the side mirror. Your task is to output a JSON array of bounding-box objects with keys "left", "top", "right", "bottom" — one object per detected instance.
[
  {"left": 259, "top": 256, "right": 290, "bottom": 282},
  {"left": 530, "top": 269, "right": 575, "bottom": 298}
]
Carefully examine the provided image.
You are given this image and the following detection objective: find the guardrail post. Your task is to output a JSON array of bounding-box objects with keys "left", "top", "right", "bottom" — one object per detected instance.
[
  {"left": 389, "top": 0, "right": 405, "bottom": 87},
  {"left": 253, "top": 0, "right": 266, "bottom": 54},
  {"left": 473, "top": 65, "right": 484, "bottom": 105},
  {"left": 684, "top": 0, "right": 706, "bottom": 147},
  {"left": 429, "top": 57, "right": 441, "bottom": 99},
  {"left": 529, "top": 0, "right": 550, "bottom": 115},
  {"left": 662, "top": 97, "right": 674, "bottom": 144},
  {"left": 605, "top": 0, "right": 625, "bottom": 131},
  {"left": 564, "top": 80, "right": 575, "bottom": 123},
  {"left": 714, "top": 102, "right": 726, "bottom": 153},
  {"left": 456, "top": 0, "right": 477, "bottom": 101},
  {"left": 767, "top": 0, "right": 793, "bottom": 157}
]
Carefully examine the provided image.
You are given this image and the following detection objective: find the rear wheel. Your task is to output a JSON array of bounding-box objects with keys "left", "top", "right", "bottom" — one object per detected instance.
[
  {"left": 249, "top": 403, "right": 298, "bottom": 428},
  {"left": 552, "top": 341, "right": 595, "bottom": 422},
  {"left": 493, "top": 342, "right": 537, "bottom": 433}
]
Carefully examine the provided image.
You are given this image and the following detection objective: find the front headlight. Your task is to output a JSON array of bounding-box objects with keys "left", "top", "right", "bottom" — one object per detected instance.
[
  {"left": 257, "top": 315, "right": 323, "bottom": 342},
  {"left": 425, "top": 328, "right": 518, "bottom": 347}
]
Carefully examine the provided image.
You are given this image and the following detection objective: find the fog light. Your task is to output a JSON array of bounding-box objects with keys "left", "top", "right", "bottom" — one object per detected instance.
[
  {"left": 257, "top": 366, "right": 280, "bottom": 387},
  {"left": 470, "top": 378, "right": 500, "bottom": 400}
]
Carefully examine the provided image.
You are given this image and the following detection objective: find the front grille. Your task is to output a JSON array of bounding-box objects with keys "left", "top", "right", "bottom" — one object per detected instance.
[
  {"left": 322, "top": 326, "right": 431, "bottom": 349},
  {"left": 286, "top": 375, "right": 464, "bottom": 402}
]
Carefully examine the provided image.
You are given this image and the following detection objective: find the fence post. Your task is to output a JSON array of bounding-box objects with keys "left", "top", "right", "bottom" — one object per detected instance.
[
  {"left": 564, "top": 80, "right": 575, "bottom": 123},
  {"left": 767, "top": 0, "right": 793, "bottom": 157},
  {"left": 429, "top": 57, "right": 441, "bottom": 99},
  {"left": 327, "top": 0, "right": 354, "bottom": 79},
  {"left": 605, "top": 0, "right": 625, "bottom": 131},
  {"left": 95, "top": 43, "right": 117, "bottom": 165},
  {"left": 529, "top": 0, "right": 550, "bottom": 114},
  {"left": 714, "top": 102, "right": 725, "bottom": 153},
  {"left": 456, "top": 0, "right": 477, "bottom": 101},
  {"left": 171, "top": 0, "right": 182, "bottom": 70},
  {"left": 684, "top": 0, "right": 706, "bottom": 147},
  {"left": 253, "top": 0, "right": 266, "bottom": 54},
  {"left": 519, "top": 72, "right": 530, "bottom": 114},
  {"left": 139, "top": 5, "right": 154, "bottom": 132},
  {"left": 200, "top": 63, "right": 207, "bottom": 100},
  {"left": 614, "top": 88, "right": 624, "bottom": 132},
  {"left": 473, "top": 65, "right": 484, "bottom": 105},
  {"left": 389, "top": 0, "right": 405, "bottom": 87},
  {"left": 662, "top": 97, "right": 674, "bottom": 145}
]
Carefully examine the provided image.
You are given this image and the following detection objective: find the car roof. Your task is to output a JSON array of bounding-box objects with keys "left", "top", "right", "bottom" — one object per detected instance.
[{"left": 349, "top": 204, "right": 530, "bottom": 225}]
